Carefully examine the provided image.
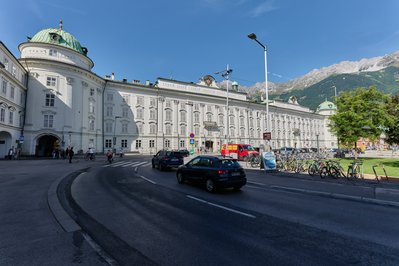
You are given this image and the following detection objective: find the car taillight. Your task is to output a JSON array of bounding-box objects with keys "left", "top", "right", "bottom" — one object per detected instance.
[
  {"left": 217, "top": 170, "right": 227, "bottom": 175},
  {"left": 163, "top": 157, "right": 169, "bottom": 161}
]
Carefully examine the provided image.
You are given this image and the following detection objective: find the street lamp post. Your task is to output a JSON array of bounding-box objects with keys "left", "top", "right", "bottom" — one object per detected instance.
[
  {"left": 248, "top": 33, "right": 270, "bottom": 150},
  {"left": 215, "top": 65, "right": 233, "bottom": 153},
  {"left": 113, "top": 116, "right": 121, "bottom": 153}
]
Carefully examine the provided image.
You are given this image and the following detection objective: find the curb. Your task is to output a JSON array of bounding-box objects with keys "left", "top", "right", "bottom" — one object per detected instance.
[
  {"left": 47, "top": 172, "right": 82, "bottom": 232},
  {"left": 269, "top": 185, "right": 399, "bottom": 208}
]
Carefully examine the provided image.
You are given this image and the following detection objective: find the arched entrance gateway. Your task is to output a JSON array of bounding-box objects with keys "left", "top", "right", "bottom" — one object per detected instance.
[
  {"left": 0, "top": 131, "right": 13, "bottom": 159},
  {"left": 36, "top": 135, "right": 60, "bottom": 157}
]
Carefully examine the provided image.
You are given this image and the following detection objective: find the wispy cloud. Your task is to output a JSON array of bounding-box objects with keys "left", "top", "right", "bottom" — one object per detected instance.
[{"left": 248, "top": 0, "right": 278, "bottom": 17}]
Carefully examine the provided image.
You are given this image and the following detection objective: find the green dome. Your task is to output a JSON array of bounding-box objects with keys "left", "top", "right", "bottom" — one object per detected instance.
[
  {"left": 317, "top": 100, "right": 337, "bottom": 112},
  {"left": 28, "top": 28, "right": 88, "bottom": 56}
]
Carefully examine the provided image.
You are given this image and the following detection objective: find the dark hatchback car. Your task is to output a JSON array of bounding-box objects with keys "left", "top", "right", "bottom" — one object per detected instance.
[
  {"left": 152, "top": 150, "right": 184, "bottom": 171},
  {"left": 176, "top": 155, "right": 246, "bottom": 192}
]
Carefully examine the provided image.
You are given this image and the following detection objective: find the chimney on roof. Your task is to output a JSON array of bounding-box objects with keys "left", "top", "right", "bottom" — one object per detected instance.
[
  {"left": 111, "top": 72, "right": 115, "bottom": 80},
  {"left": 122, "top": 78, "right": 127, "bottom": 83},
  {"left": 133, "top": 80, "right": 140, "bottom": 84}
]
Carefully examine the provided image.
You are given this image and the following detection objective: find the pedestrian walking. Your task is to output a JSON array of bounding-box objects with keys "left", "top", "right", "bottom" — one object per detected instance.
[
  {"left": 68, "top": 147, "right": 74, "bottom": 163},
  {"left": 8, "top": 147, "right": 14, "bottom": 160}
]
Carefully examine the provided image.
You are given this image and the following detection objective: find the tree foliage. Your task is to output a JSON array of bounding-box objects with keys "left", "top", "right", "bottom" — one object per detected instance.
[
  {"left": 385, "top": 94, "right": 399, "bottom": 144},
  {"left": 328, "top": 86, "right": 392, "bottom": 147}
]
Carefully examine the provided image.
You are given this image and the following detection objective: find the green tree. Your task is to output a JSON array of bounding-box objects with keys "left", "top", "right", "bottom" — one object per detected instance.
[
  {"left": 385, "top": 94, "right": 399, "bottom": 144},
  {"left": 328, "top": 86, "right": 391, "bottom": 147}
]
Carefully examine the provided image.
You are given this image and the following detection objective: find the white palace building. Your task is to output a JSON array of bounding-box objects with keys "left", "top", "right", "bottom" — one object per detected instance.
[{"left": 0, "top": 23, "right": 337, "bottom": 157}]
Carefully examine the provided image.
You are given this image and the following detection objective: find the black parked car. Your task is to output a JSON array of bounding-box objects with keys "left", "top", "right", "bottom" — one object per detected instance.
[
  {"left": 152, "top": 150, "right": 184, "bottom": 171},
  {"left": 176, "top": 155, "right": 246, "bottom": 192},
  {"left": 179, "top": 149, "right": 190, "bottom": 157}
]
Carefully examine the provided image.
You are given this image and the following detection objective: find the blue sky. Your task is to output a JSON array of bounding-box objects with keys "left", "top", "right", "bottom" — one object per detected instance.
[{"left": 1, "top": 0, "right": 399, "bottom": 86}]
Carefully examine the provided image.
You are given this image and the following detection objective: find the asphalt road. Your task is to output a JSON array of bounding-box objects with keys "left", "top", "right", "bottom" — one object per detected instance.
[
  {"left": 71, "top": 157, "right": 399, "bottom": 265},
  {"left": 0, "top": 159, "right": 108, "bottom": 266}
]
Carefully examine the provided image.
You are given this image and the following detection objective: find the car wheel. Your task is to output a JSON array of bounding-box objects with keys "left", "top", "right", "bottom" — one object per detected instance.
[
  {"left": 205, "top": 178, "right": 215, "bottom": 193},
  {"left": 158, "top": 163, "right": 163, "bottom": 171},
  {"left": 233, "top": 186, "right": 242, "bottom": 191},
  {"left": 177, "top": 172, "right": 185, "bottom": 184}
]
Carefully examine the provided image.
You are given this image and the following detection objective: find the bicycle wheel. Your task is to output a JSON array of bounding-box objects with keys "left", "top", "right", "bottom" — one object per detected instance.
[
  {"left": 308, "top": 164, "right": 317, "bottom": 176},
  {"left": 329, "top": 166, "right": 339, "bottom": 179},
  {"left": 347, "top": 165, "right": 356, "bottom": 180},
  {"left": 320, "top": 166, "right": 328, "bottom": 179}
]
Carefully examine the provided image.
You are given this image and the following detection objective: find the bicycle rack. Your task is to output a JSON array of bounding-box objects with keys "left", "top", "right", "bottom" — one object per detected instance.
[{"left": 372, "top": 164, "right": 389, "bottom": 182}]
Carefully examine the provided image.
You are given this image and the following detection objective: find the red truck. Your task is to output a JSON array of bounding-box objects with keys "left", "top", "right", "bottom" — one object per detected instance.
[{"left": 221, "top": 144, "right": 258, "bottom": 161}]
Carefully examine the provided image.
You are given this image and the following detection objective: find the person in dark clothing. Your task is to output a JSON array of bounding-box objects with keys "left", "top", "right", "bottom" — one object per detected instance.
[{"left": 68, "top": 147, "right": 74, "bottom": 163}]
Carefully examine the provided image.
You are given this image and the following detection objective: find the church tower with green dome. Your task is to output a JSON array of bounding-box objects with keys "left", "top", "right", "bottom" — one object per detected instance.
[
  {"left": 17, "top": 21, "right": 104, "bottom": 156},
  {"left": 19, "top": 20, "right": 94, "bottom": 70}
]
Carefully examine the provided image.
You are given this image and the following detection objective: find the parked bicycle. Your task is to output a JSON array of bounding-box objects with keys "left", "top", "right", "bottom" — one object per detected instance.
[
  {"left": 347, "top": 159, "right": 363, "bottom": 180},
  {"left": 246, "top": 153, "right": 261, "bottom": 168}
]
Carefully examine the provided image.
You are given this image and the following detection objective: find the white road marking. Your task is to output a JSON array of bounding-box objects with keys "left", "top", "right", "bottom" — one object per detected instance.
[
  {"left": 247, "top": 181, "right": 267, "bottom": 186},
  {"left": 139, "top": 175, "right": 156, "bottom": 184},
  {"left": 111, "top": 162, "right": 132, "bottom": 167},
  {"left": 121, "top": 162, "right": 140, "bottom": 167},
  {"left": 186, "top": 195, "right": 256, "bottom": 219},
  {"left": 131, "top": 161, "right": 147, "bottom": 167}
]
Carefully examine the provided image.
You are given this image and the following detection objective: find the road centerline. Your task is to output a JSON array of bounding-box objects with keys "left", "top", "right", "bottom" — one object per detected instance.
[{"left": 186, "top": 195, "right": 256, "bottom": 219}]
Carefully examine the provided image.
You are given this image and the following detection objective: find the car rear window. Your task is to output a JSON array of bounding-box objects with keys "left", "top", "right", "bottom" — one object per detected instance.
[
  {"left": 216, "top": 159, "right": 240, "bottom": 168},
  {"left": 167, "top": 151, "right": 182, "bottom": 157}
]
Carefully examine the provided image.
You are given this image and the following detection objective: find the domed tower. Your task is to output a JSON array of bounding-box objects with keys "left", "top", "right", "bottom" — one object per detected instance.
[
  {"left": 316, "top": 100, "right": 337, "bottom": 116},
  {"left": 316, "top": 100, "right": 338, "bottom": 149},
  {"left": 18, "top": 22, "right": 104, "bottom": 156}
]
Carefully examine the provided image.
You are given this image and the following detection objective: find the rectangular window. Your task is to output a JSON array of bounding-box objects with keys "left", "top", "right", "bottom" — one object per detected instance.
[
  {"left": 45, "top": 93, "right": 55, "bottom": 107},
  {"left": 165, "top": 139, "right": 170, "bottom": 148},
  {"left": 106, "top": 106, "right": 113, "bottom": 117},
  {"left": 150, "top": 109, "right": 156, "bottom": 120},
  {"left": 194, "top": 103, "right": 199, "bottom": 111},
  {"left": 9, "top": 111, "right": 13, "bottom": 125},
  {"left": 179, "top": 140, "right": 185, "bottom": 148},
  {"left": 194, "top": 112, "right": 200, "bottom": 123},
  {"left": 180, "top": 125, "right": 186, "bottom": 136},
  {"left": 135, "top": 140, "right": 142, "bottom": 149},
  {"left": 165, "top": 110, "right": 172, "bottom": 121},
  {"left": 46, "top": 77, "right": 57, "bottom": 87},
  {"left": 105, "top": 139, "right": 112, "bottom": 148},
  {"left": 2, "top": 80, "right": 7, "bottom": 94},
  {"left": 121, "top": 139, "right": 128, "bottom": 148},
  {"left": 106, "top": 93, "right": 113, "bottom": 101},
  {"left": 218, "top": 115, "right": 224, "bottom": 125},
  {"left": 105, "top": 122, "right": 113, "bottom": 133},
  {"left": 136, "top": 96, "right": 144, "bottom": 106},
  {"left": 149, "top": 139, "right": 155, "bottom": 148},
  {"left": 165, "top": 124, "right": 172, "bottom": 135},
  {"left": 150, "top": 97, "right": 156, "bottom": 106},
  {"left": 122, "top": 123, "right": 128, "bottom": 133},
  {"left": 10, "top": 86, "right": 15, "bottom": 99},
  {"left": 180, "top": 111, "right": 186, "bottom": 122},
  {"left": 136, "top": 108, "right": 143, "bottom": 119},
  {"left": 44, "top": 114, "right": 54, "bottom": 128},
  {"left": 122, "top": 107, "right": 128, "bottom": 118},
  {"left": 137, "top": 123, "right": 143, "bottom": 134},
  {"left": 165, "top": 100, "right": 171, "bottom": 108},
  {"left": 0, "top": 108, "right": 5, "bottom": 122},
  {"left": 150, "top": 124, "right": 157, "bottom": 134}
]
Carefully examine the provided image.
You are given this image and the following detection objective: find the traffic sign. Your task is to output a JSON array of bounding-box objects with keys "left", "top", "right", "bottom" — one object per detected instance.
[
  {"left": 190, "top": 139, "right": 195, "bottom": 145},
  {"left": 189, "top": 133, "right": 195, "bottom": 138}
]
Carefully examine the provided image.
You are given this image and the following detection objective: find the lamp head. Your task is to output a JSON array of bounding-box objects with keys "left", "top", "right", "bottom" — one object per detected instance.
[{"left": 248, "top": 33, "right": 257, "bottom": 40}]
